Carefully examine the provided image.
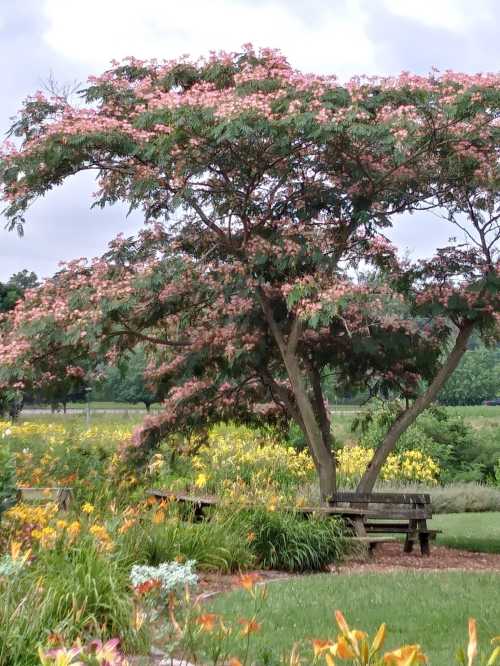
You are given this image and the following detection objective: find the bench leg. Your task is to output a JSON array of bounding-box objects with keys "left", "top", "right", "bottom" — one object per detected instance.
[
  {"left": 419, "top": 532, "right": 430, "bottom": 556},
  {"left": 404, "top": 533, "right": 414, "bottom": 553},
  {"left": 404, "top": 519, "right": 417, "bottom": 553}
]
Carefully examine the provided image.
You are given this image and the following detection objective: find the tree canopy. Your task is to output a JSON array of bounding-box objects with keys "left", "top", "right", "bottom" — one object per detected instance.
[
  {"left": 0, "top": 270, "right": 38, "bottom": 313},
  {"left": 1, "top": 46, "right": 499, "bottom": 497},
  {"left": 438, "top": 347, "right": 500, "bottom": 405},
  {"left": 97, "top": 347, "right": 159, "bottom": 410}
]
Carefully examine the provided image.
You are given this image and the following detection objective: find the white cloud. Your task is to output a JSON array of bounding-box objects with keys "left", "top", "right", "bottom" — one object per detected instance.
[
  {"left": 382, "top": 0, "right": 494, "bottom": 33},
  {"left": 41, "top": 0, "right": 379, "bottom": 78}
]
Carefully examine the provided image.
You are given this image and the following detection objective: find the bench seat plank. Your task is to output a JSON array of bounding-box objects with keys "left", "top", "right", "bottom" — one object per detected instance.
[{"left": 330, "top": 492, "right": 431, "bottom": 505}]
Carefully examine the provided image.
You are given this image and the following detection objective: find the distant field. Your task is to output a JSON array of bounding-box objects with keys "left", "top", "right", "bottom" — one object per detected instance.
[
  {"left": 446, "top": 405, "right": 500, "bottom": 419},
  {"left": 25, "top": 401, "right": 162, "bottom": 411},
  {"left": 20, "top": 402, "right": 500, "bottom": 448},
  {"left": 330, "top": 404, "right": 500, "bottom": 445}
]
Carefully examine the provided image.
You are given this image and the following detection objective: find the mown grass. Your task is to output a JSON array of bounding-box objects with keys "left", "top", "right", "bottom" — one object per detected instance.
[
  {"left": 432, "top": 512, "right": 500, "bottom": 554},
  {"left": 207, "top": 572, "right": 500, "bottom": 666}
]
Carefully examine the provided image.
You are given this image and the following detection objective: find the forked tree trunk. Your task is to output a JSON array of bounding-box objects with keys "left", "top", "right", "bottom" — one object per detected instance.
[
  {"left": 258, "top": 289, "right": 336, "bottom": 501},
  {"left": 356, "top": 320, "right": 475, "bottom": 493},
  {"left": 287, "top": 356, "right": 336, "bottom": 500}
]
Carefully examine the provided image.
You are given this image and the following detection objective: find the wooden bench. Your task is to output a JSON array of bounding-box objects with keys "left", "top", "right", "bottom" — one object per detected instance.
[
  {"left": 17, "top": 487, "right": 73, "bottom": 511},
  {"left": 329, "top": 492, "right": 441, "bottom": 556},
  {"left": 148, "top": 489, "right": 218, "bottom": 520},
  {"left": 147, "top": 489, "right": 397, "bottom": 555}
]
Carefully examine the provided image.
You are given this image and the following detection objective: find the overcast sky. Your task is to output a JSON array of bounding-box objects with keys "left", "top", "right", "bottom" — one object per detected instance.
[{"left": 1, "top": 0, "right": 499, "bottom": 280}]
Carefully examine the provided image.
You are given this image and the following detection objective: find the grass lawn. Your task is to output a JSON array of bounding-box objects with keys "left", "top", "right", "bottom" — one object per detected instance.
[
  {"left": 207, "top": 572, "right": 500, "bottom": 665},
  {"left": 432, "top": 512, "right": 500, "bottom": 554}
]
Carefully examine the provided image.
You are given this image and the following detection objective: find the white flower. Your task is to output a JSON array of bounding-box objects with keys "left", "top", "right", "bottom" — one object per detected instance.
[{"left": 130, "top": 560, "right": 198, "bottom": 595}]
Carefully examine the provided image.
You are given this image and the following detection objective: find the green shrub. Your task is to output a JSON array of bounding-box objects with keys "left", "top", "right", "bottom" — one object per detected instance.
[
  {"left": 356, "top": 402, "right": 500, "bottom": 483},
  {"left": 235, "top": 508, "right": 346, "bottom": 572}
]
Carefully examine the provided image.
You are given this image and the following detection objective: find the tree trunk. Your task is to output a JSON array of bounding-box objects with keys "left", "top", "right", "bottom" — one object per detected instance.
[
  {"left": 356, "top": 320, "right": 475, "bottom": 493},
  {"left": 257, "top": 289, "right": 336, "bottom": 501}
]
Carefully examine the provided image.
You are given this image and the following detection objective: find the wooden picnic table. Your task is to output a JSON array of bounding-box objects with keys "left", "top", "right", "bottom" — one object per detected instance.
[
  {"left": 329, "top": 492, "right": 441, "bottom": 555},
  {"left": 147, "top": 489, "right": 398, "bottom": 552}
]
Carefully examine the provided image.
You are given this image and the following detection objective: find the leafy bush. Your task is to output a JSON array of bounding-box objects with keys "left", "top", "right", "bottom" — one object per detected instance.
[
  {"left": 130, "top": 560, "right": 198, "bottom": 596},
  {"left": 235, "top": 508, "right": 346, "bottom": 572},
  {"left": 355, "top": 402, "right": 500, "bottom": 483}
]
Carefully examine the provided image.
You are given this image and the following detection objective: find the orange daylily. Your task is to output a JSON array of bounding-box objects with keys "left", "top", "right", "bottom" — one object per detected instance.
[
  {"left": 372, "top": 623, "right": 387, "bottom": 652},
  {"left": 152, "top": 509, "right": 165, "bottom": 524},
  {"left": 118, "top": 518, "right": 136, "bottom": 534},
  {"left": 383, "top": 645, "right": 427, "bottom": 665},
  {"left": 197, "top": 613, "right": 219, "bottom": 633},
  {"left": 228, "top": 659, "right": 243, "bottom": 666},
  {"left": 312, "top": 639, "right": 335, "bottom": 657},
  {"left": 334, "top": 610, "right": 350, "bottom": 636},
  {"left": 468, "top": 618, "right": 478, "bottom": 666},
  {"left": 239, "top": 618, "right": 261, "bottom": 636},
  {"left": 134, "top": 579, "right": 161, "bottom": 596},
  {"left": 239, "top": 573, "right": 262, "bottom": 591},
  {"left": 331, "top": 636, "right": 356, "bottom": 660}
]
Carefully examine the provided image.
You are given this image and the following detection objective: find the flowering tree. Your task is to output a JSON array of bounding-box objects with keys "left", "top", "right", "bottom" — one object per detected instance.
[
  {"left": 1, "top": 47, "right": 499, "bottom": 497},
  {"left": 0, "top": 278, "right": 90, "bottom": 413}
]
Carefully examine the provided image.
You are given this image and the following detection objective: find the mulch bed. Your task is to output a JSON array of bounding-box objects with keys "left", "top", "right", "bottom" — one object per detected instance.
[
  {"left": 196, "top": 544, "right": 500, "bottom": 597},
  {"left": 335, "top": 542, "right": 500, "bottom": 574}
]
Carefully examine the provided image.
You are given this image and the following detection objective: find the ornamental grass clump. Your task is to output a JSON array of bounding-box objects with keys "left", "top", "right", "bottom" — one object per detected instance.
[
  {"left": 235, "top": 507, "right": 347, "bottom": 572},
  {"left": 0, "top": 543, "right": 149, "bottom": 665},
  {"left": 118, "top": 514, "right": 255, "bottom": 573}
]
